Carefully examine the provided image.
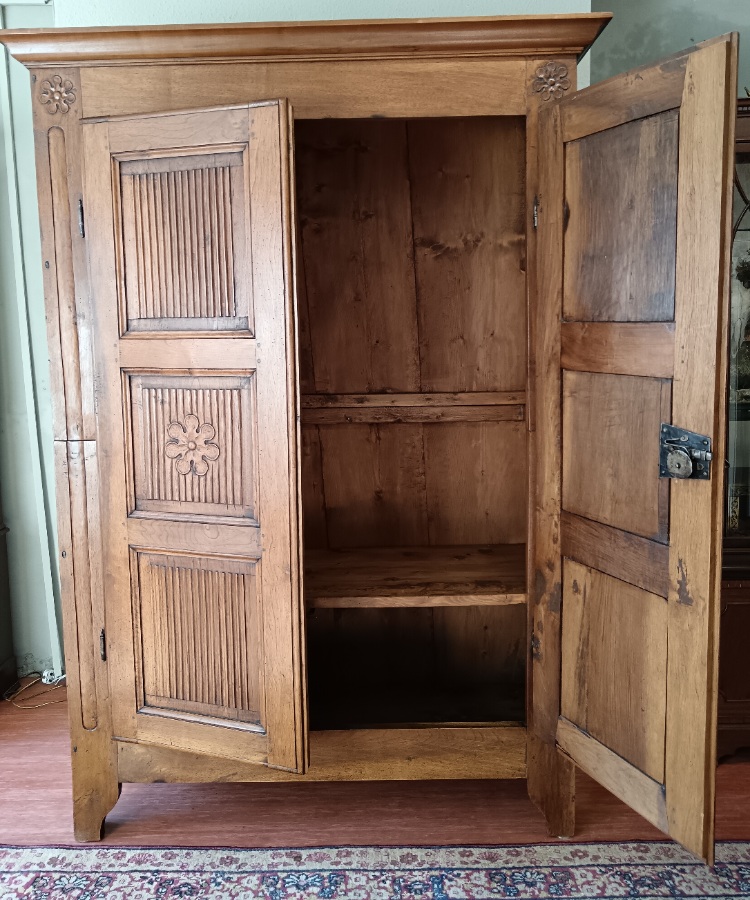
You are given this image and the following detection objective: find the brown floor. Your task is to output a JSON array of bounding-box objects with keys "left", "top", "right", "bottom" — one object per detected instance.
[{"left": 1, "top": 692, "right": 749, "bottom": 847}]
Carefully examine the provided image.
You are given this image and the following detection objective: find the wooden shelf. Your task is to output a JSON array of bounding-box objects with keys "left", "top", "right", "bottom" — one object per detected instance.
[{"left": 305, "top": 543, "right": 526, "bottom": 608}]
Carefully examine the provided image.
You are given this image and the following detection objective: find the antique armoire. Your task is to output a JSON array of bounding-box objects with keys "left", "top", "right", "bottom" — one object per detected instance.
[{"left": 0, "top": 14, "right": 739, "bottom": 863}]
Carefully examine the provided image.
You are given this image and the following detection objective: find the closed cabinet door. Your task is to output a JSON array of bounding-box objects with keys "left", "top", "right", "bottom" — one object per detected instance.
[
  {"left": 533, "top": 35, "right": 738, "bottom": 861},
  {"left": 83, "top": 101, "right": 305, "bottom": 771}
]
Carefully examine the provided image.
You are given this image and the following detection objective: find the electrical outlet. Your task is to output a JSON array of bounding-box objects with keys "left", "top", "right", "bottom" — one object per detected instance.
[{"left": 41, "top": 669, "right": 57, "bottom": 685}]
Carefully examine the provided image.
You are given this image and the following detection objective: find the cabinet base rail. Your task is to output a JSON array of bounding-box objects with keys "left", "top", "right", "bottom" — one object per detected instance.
[{"left": 117, "top": 725, "right": 527, "bottom": 783}]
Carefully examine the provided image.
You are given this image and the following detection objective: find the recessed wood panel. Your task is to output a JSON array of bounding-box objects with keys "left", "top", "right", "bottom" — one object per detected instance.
[
  {"left": 134, "top": 551, "right": 262, "bottom": 725},
  {"left": 561, "top": 559, "right": 667, "bottom": 782},
  {"left": 563, "top": 110, "right": 679, "bottom": 322},
  {"left": 117, "top": 150, "right": 251, "bottom": 333},
  {"left": 562, "top": 371, "right": 670, "bottom": 540},
  {"left": 129, "top": 373, "right": 256, "bottom": 522},
  {"left": 408, "top": 117, "right": 526, "bottom": 392}
]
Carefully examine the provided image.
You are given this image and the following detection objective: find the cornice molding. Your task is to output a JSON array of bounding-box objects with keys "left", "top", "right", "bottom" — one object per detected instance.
[{"left": 0, "top": 14, "right": 611, "bottom": 68}]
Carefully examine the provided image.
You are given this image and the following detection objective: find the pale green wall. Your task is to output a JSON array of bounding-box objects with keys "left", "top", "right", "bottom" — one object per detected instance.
[
  {"left": 591, "top": 0, "right": 750, "bottom": 93},
  {"left": 56, "top": 0, "right": 589, "bottom": 26},
  {"left": 1, "top": 1, "right": 60, "bottom": 677},
  {"left": 1, "top": 1, "right": 592, "bottom": 676}
]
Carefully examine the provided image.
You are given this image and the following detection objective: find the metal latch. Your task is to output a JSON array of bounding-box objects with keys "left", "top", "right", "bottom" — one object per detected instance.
[{"left": 659, "top": 424, "right": 712, "bottom": 480}]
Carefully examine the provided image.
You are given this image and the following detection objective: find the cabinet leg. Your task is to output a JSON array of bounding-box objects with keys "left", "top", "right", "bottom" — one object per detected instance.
[
  {"left": 527, "top": 733, "right": 576, "bottom": 838},
  {"left": 71, "top": 738, "right": 120, "bottom": 842}
]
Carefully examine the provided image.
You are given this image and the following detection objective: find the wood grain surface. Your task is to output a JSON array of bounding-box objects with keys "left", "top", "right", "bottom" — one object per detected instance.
[{"left": 0, "top": 15, "right": 612, "bottom": 66}]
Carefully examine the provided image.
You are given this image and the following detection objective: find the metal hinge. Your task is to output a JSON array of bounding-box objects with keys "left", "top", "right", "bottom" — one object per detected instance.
[
  {"left": 78, "top": 198, "right": 85, "bottom": 238},
  {"left": 99, "top": 628, "right": 107, "bottom": 662},
  {"left": 533, "top": 196, "right": 539, "bottom": 230},
  {"left": 659, "top": 424, "right": 712, "bottom": 480}
]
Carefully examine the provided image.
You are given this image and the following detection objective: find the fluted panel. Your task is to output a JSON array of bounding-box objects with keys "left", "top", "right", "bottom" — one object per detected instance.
[
  {"left": 130, "top": 373, "right": 256, "bottom": 522},
  {"left": 137, "top": 552, "right": 261, "bottom": 724},
  {"left": 119, "top": 152, "right": 251, "bottom": 332}
]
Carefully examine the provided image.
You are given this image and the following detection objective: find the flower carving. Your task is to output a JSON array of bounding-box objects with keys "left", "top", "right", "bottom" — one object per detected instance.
[
  {"left": 532, "top": 62, "right": 571, "bottom": 101},
  {"left": 165, "top": 414, "right": 220, "bottom": 476},
  {"left": 39, "top": 75, "right": 76, "bottom": 114}
]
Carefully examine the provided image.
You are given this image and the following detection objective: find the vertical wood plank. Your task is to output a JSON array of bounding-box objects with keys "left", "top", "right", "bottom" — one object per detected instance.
[
  {"left": 423, "top": 422, "right": 526, "bottom": 545},
  {"left": 407, "top": 117, "right": 527, "bottom": 393},
  {"left": 665, "top": 37, "right": 736, "bottom": 862},
  {"left": 529, "top": 94, "right": 575, "bottom": 835},
  {"left": 300, "top": 426, "right": 328, "bottom": 549},
  {"left": 32, "top": 67, "right": 98, "bottom": 441},
  {"left": 249, "top": 100, "right": 305, "bottom": 771},
  {"left": 319, "top": 423, "right": 429, "bottom": 548},
  {"left": 48, "top": 126, "right": 83, "bottom": 439},
  {"left": 54, "top": 442, "right": 118, "bottom": 840},
  {"left": 295, "top": 119, "right": 420, "bottom": 394}
]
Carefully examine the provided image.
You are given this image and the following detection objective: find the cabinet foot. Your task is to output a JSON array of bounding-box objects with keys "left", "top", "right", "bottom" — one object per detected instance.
[
  {"left": 527, "top": 733, "right": 576, "bottom": 838},
  {"left": 72, "top": 781, "right": 121, "bottom": 842},
  {"left": 71, "top": 737, "right": 120, "bottom": 842}
]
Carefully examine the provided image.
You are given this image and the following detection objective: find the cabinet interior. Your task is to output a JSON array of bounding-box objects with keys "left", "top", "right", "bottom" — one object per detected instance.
[{"left": 294, "top": 116, "right": 528, "bottom": 728}]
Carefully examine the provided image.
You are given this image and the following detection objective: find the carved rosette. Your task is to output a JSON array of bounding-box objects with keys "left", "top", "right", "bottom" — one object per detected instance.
[
  {"left": 39, "top": 75, "right": 76, "bottom": 114},
  {"left": 532, "top": 62, "right": 571, "bottom": 101},
  {"left": 165, "top": 414, "right": 220, "bottom": 476}
]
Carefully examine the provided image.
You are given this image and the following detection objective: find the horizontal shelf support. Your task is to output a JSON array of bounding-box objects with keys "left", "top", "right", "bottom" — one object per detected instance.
[
  {"left": 301, "top": 391, "right": 526, "bottom": 407},
  {"left": 302, "top": 403, "right": 525, "bottom": 424},
  {"left": 308, "top": 592, "right": 527, "bottom": 609}
]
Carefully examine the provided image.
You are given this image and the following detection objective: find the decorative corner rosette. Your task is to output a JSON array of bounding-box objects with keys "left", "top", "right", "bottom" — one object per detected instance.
[
  {"left": 532, "top": 62, "right": 571, "bottom": 101},
  {"left": 39, "top": 75, "right": 76, "bottom": 114}
]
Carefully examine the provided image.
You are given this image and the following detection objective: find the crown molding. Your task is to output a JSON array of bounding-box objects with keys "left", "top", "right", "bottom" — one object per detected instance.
[{"left": 0, "top": 13, "right": 611, "bottom": 68}]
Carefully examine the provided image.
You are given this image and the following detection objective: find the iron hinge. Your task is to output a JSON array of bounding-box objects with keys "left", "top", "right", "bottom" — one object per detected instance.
[
  {"left": 533, "top": 195, "right": 539, "bottom": 230},
  {"left": 99, "top": 628, "right": 107, "bottom": 662},
  {"left": 659, "top": 423, "right": 712, "bottom": 480},
  {"left": 78, "top": 198, "right": 85, "bottom": 238}
]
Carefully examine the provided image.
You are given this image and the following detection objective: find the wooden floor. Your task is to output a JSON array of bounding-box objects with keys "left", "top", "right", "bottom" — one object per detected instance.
[{"left": 1, "top": 692, "right": 749, "bottom": 847}]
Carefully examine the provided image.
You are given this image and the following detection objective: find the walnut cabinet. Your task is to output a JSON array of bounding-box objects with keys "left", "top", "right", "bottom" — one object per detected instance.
[{"left": 0, "top": 15, "right": 739, "bottom": 863}]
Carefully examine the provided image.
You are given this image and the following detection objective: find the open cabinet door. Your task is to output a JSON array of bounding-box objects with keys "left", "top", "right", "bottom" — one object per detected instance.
[
  {"left": 83, "top": 101, "right": 306, "bottom": 772},
  {"left": 533, "top": 36, "right": 737, "bottom": 861}
]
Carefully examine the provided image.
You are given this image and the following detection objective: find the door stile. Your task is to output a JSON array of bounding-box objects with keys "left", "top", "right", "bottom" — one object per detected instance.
[
  {"left": 249, "top": 100, "right": 306, "bottom": 772},
  {"left": 528, "top": 99, "right": 575, "bottom": 836},
  {"left": 280, "top": 100, "right": 310, "bottom": 770},
  {"left": 664, "top": 35, "right": 737, "bottom": 861},
  {"left": 82, "top": 120, "right": 140, "bottom": 742}
]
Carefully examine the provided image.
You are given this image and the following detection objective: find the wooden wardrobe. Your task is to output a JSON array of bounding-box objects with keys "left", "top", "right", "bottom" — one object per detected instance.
[{"left": 0, "top": 14, "right": 738, "bottom": 863}]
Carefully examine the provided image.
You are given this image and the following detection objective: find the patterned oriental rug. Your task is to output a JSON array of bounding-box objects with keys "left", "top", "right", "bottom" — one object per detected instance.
[{"left": 1, "top": 842, "right": 749, "bottom": 899}]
